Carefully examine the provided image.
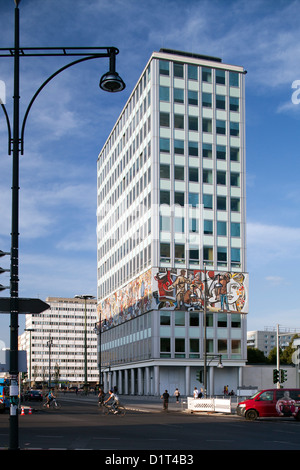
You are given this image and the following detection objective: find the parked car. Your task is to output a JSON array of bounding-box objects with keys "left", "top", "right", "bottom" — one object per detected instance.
[
  {"left": 23, "top": 390, "right": 43, "bottom": 402},
  {"left": 236, "top": 388, "right": 300, "bottom": 421}
]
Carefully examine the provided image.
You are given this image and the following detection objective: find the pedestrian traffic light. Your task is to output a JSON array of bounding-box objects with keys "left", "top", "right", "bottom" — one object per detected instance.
[
  {"left": 280, "top": 369, "right": 287, "bottom": 383},
  {"left": 273, "top": 369, "right": 279, "bottom": 384}
]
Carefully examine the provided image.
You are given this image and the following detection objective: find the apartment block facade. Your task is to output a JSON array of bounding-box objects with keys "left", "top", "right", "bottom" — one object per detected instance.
[
  {"left": 20, "top": 297, "right": 98, "bottom": 386},
  {"left": 97, "top": 49, "right": 249, "bottom": 396}
]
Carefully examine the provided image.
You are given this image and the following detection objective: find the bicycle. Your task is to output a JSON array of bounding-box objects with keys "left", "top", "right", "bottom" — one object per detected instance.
[
  {"left": 43, "top": 398, "right": 61, "bottom": 410},
  {"left": 103, "top": 402, "right": 126, "bottom": 416}
]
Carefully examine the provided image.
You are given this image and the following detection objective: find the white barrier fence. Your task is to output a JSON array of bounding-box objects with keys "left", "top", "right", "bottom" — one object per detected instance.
[{"left": 187, "top": 397, "right": 231, "bottom": 413}]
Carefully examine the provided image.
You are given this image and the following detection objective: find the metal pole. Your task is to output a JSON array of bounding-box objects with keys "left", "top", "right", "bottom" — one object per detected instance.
[
  {"left": 84, "top": 298, "right": 87, "bottom": 392},
  {"left": 203, "top": 266, "right": 207, "bottom": 397},
  {"left": 277, "top": 324, "right": 280, "bottom": 389},
  {"left": 9, "top": 3, "right": 20, "bottom": 450}
]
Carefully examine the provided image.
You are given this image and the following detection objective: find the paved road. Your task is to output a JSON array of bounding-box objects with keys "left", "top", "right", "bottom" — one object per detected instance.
[{"left": 0, "top": 395, "right": 299, "bottom": 452}]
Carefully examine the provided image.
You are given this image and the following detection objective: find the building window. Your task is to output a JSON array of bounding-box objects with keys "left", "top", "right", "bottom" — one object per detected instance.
[
  {"left": 217, "top": 221, "right": 227, "bottom": 236},
  {"left": 160, "top": 243, "right": 170, "bottom": 263},
  {"left": 189, "top": 248, "right": 199, "bottom": 265},
  {"left": 217, "top": 171, "right": 226, "bottom": 185},
  {"left": 230, "top": 97, "right": 239, "bottom": 112},
  {"left": 160, "top": 216, "right": 170, "bottom": 232},
  {"left": 189, "top": 192, "right": 199, "bottom": 208},
  {"left": 202, "top": 92, "right": 212, "bottom": 108},
  {"left": 159, "top": 86, "right": 170, "bottom": 101},
  {"left": 230, "top": 147, "right": 239, "bottom": 161},
  {"left": 203, "top": 118, "right": 212, "bottom": 133},
  {"left": 230, "top": 122, "right": 239, "bottom": 136},
  {"left": 174, "top": 217, "right": 185, "bottom": 233},
  {"left": 217, "top": 247, "right": 227, "bottom": 265},
  {"left": 232, "top": 339, "right": 241, "bottom": 355},
  {"left": 188, "top": 90, "right": 198, "bottom": 105},
  {"left": 216, "top": 94, "right": 226, "bottom": 109},
  {"left": 189, "top": 339, "right": 200, "bottom": 358},
  {"left": 188, "top": 141, "right": 198, "bottom": 156},
  {"left": 203, "top": 194, "right": 213, "bottom": 209},
  {"left": 203, "top": 169, "right": 212, "bottom": 184},
  {"left": 160, "top": 164, "right": 170, "bottom": 179},
  {"left": 188, "top": 116, "right": 198, "bottom": 131},
  {"left": 189, "top": 312, "right": 199, "bottom": 326},
  {"left": 231, "top": 222, "right": 240, "bottom": 237},
  {"left": 204, "top": 219, "right": 213, "bottom": 235},
  {"left": 160, "top": 312, "right": 171, "bottom": 325},
  {"left": 174, "top": 114, "right": 184, "bottom": 129},
  {"left": 159, "top": 60, "right": 169, "bottom": 76},
  {"left": 174, "top": 62, "right": 184, "bottom": 78},
  {"left": 230, "top": 173, "right": 240, "bottom": 187},
  {"left": 174, "top": 88, "right": 184, "bottom": 103},
  {"left": 175, "top": 244, "right": 185, "bottom": 264},
  {"left": 231, "top": 314, "right": 241, "bottom": 328},
  {"left": 231, "top": 198, "right": 240, "bottom": 212},
  {"left": 216, "top": 120, "right": 226, "bottom": 135},
  {"left": 216, "top": 145, "right": 226, "bottom": 160},
  {"left": 229, "top": 71, "right": 239, "bottom": 87},
  {"left": 174, "top": 166, "right": 184, "bottom": 180},
  {"left": 203, "top": 143, "right": 212, "bottom": 159},
  {"left": 175, "top": 338, "right": 185, "bottom": 358},
  {"left": 216, "top": 69, "right": 225, "bottom": 85},
  {"left": 189, "top": 218, "right": 199, "bottom": 233},
  {"left": 218, "top": 339, "right": 227, "bottom": 355},
  {"left": 160, "top": 190, "right": 170, "bottom": 205},
  {"left": 188, "top": 64, "right": 198, "bottom": 80},
  {"left": 175, "top": 192, "right": 185, "bottom": 206},
  {"left": 231, "top": 248, "right": 241, "bottom": 266},
  {"left": 174, "top": 139, "right": 184, "bottom": 154},
  {"left": 202, "top": 67, "right": 212, "bottom": 83},
  {"left": 217, "top": 196, "right": 227, "bottom": 211},
  {"left": 203, "top": 246, "right": 213, "bottom": 264},
  {"left": 160, "top": 137, "right": 170, "bottom": 153},
  {"left": 160, "top": 338, "right": 171, "bottom": 357},
  {"left": 175, "top": 311, "right": 185, "bottom": 326},
  {"left": 189, "top": 167, "right": 198, "bottom": 182},
  {"left": 160, "top": 112, "right": 170, "bottom": 127}
]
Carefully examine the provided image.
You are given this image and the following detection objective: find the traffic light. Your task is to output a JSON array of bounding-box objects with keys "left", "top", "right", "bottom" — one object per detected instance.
[
  {"left": 196, "top": 370, "right": 202, "bottom": 382},
  {"left": 280, "top": 369, "right": 287, "bottom": 383},
  {"left": 273, "top": 369, "right": 279, "bottom": 384}
]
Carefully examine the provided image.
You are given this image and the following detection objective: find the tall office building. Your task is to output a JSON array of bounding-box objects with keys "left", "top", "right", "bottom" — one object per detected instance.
[
  {"left": 96, "top": 49, "right": 249, "bottom": 396},
  {"left": 21, "top": 297, "right": 98, "bottom": 386}
]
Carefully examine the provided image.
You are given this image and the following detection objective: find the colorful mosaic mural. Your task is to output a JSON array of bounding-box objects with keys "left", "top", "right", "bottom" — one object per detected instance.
[{"left": 97, "top": 268, "right": 248, "bottom": 327}]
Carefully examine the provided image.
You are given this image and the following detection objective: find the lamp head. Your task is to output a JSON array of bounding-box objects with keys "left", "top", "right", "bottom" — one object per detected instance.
[{"left": 99, "top": 71, "right": 126, "bottom": 93}]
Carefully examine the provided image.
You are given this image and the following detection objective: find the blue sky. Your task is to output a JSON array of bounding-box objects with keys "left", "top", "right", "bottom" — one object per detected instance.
[{"left": 0, "top": 0, "right": 300, "bottom": 346}]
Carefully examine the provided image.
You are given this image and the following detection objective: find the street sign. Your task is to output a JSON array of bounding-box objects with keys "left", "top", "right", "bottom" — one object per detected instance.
[{"left": 0, "top": 297, "right": 49, "bottom": 314}]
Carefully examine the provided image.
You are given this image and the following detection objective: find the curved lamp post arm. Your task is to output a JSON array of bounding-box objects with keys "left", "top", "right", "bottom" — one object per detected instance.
[
  {"left": 1, "top": 103, "right": 12, "bottom": 155},
  {"left": 20, "top": 49, "right": 120, "bottom": 155}
]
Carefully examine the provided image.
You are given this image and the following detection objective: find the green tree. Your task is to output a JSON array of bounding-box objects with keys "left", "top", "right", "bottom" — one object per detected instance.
[{"left": 247, "top": 347, "right": 267, "bottom": 364}]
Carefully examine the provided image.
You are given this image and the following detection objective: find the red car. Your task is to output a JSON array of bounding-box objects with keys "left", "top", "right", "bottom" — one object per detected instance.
[{"left": 237, "top": 388, "right": 300, "bottom": 421}]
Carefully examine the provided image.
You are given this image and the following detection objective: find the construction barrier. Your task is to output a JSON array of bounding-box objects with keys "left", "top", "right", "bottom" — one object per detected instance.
[{"left": 188, "top": 397, "right": 231, "bottom": 413}]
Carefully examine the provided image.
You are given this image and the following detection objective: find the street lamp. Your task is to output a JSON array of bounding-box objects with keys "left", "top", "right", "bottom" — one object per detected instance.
[
  {"left": 74, "top": 295, "right": 95, "bottom": 392},
  {"left": 0, "top": 2, "right": 125, "bottom": 450}
]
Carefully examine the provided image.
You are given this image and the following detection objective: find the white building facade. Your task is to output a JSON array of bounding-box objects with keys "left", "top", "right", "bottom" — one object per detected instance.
[
  {"left": 97, "top": 49, "right": 248, "bottom": 396},
  {"left": 20, "top": 297, "right": 98, "bottom": 387}
]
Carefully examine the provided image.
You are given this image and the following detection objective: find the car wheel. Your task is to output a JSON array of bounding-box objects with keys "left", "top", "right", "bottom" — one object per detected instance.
[{"left": 245, "top": 409, "right": 258, "bottom": 421}]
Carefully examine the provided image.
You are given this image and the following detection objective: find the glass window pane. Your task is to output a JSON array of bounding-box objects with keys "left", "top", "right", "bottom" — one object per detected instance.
[
  {"left": 216, "top": 95, "right": 226, "bottom": 109},
  {"left": 159, "top": 86, "right": 169, "bottom": 101},
  {"left": 202, "top": 92, "right": 212, "bottom": 107},
  {"left": 174, "top": 139, "right": 184, "bottom": 154},
  {"left": 174, "top": 114, "right": 184, "bottom": 129},
  {"left": 159, "top": 60, "right": 169, "bottom": 76},
  {"left": 231, "top": 222, "right": 240, "bottom": 237},
  {"left": 160, "top": 312, "right": 171, "bottom": 325},
  {"left": 188, "top": 90, "right": 198, "bottom": 105},
  {"left": 189, "top": 192, "right": 199, "bottom": 208},
  {"left": 204, "top": 219, "right": 213, "bottom": 234},
  {"left": 174, "top": 62, "right": 184, "bottom": 78},
  {"left": 160, "top": 112, "right": 170, "bottom": 127},
  {"left": 175, "top": 192, "right": 185, "bottom": 206},
  {"left": 160, "top": 164, "right": 170, "bottom": 179},
  {"left": 217, "top": 221, "right": 227, "bottom": 236},
  {"left": 188, "top": 116, "right": 198, "bottom": 131},
  {"left": 189, "top": 141, "right": 198, "bottom": 156},
  {"left": 203, "top": 143, "right": 212, "bottom": 159},
  {"left": 216, "top": 69, "right": 225, "bottom": 84},
  {"left": 203, "top": 194, "right": 213, "bottom": 209},
  {"left": 160, "top": 137, "right": 170, "bottom": 153},
  {"left": 174, "top": 88, "right": 184, "bottom": 103},
  {"left": 174, "top": 166, "right": 184, "bottom": 180},
  {"left": 188, "top": 64, "right": 198, "bottom": 80},
  {"left": 229, "top": 72, "right": 239, "bottom": 87},
  {"left": 174, "top": 217, "right": 185, "bottom": 233},
  {"left": 175, "top": 311, "right": 185, "bottom": 326},
  {"left": 202, "top": 67, "right": 212, "bottom": 83},
  {"left": 189, "top": 167, "right": 198, "bottom": 182},
  {"left": 217, "top": 145, "right": 226, "bottom": 160},
  {"left": 160, "top": 190, "right": 170, "bottom": 205}
]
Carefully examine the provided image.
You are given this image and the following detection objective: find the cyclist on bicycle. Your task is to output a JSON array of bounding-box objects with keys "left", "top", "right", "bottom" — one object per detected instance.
[
  {"left": 45, "top": 389, "right": 55, "bottom": 408},
  {"left": 104, "top": 389, "right": 119, "bottom": 413}
]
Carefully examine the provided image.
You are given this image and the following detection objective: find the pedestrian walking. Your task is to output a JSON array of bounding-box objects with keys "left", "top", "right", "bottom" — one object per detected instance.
[
  {"left": 161, "top": 390, "right": 170, "bottom": 410},
  {"left": 174, "top": 388, "right": 180, "bottom": 403},
  {"left": 193, "top": 386, "right": 199, "bottom": 398}
]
